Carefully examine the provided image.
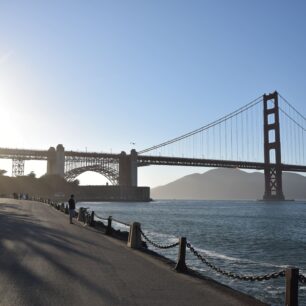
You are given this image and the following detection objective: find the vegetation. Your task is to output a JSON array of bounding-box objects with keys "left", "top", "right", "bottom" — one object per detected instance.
[
  {"left": 0, "top": 169, "right": 7, "bottom": 176},
  {"left": 0, "top": 174, "right": 79, "bottom": 200}
]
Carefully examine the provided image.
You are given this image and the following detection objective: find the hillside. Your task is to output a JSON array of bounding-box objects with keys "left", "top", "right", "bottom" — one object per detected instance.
[{"left": 151, "top": 168, "right": 306, "bottom": 200}]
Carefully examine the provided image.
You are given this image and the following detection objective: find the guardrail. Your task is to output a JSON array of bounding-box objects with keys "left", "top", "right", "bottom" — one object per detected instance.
[{"left": 34, "top": 197, "right": 302, "bottom": 306}]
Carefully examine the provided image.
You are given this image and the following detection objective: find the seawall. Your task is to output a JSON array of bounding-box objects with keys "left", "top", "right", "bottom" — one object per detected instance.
[{"left": 75, "top": 185, "right": 151, "bottom": 202}]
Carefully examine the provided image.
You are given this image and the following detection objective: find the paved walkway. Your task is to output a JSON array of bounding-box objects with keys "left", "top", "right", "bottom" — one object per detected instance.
[{"left": 0, "top": 199, "right": 266, "bottom": 306}]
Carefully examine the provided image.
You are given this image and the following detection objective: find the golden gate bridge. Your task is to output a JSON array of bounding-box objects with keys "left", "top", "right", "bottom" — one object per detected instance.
[{"left": 0, "top": 91, "right": 305, "bottom": 201}]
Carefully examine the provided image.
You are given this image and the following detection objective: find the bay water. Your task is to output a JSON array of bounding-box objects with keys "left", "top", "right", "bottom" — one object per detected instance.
[{"left": 77, "top": 200, "right": 306, "bottom": 305}]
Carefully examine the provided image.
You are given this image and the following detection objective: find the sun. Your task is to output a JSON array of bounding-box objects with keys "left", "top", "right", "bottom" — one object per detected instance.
[
  {"left": 0, "top": 108, "right": 13, "bottom": 146},
  {"left": 0, "top": 75, "right": 23, "bottom": 147}
]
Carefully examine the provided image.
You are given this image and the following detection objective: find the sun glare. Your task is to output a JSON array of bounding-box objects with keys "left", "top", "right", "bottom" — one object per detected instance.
[{"left": 0, "top": 107, "right": 17, "bottom": 147}]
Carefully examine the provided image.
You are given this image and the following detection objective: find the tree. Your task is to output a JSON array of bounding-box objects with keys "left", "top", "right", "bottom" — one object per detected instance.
[
  {"left": 28, "top": 171, "right": 36, "bottom": 178},
  {"left": 0, "top": 169, "right": 7, "bottom": 176}
]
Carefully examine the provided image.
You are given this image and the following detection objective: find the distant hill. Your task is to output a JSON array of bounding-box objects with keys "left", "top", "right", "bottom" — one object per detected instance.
[{"left": 151, "top": 168, "right": 306, "bottom": 200}]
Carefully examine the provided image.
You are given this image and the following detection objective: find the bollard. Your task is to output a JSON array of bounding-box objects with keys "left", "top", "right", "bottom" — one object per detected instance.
[
  {"left": 78, "top": 207, "right": 84, "bottom": 222},
  {"left": 85, "top": 212, "right": 90, "bottom": 225},
  {"left": 90, "top": 211, "right": 95, "bottom": 227},
  {"left": 106, "top": 216, "right": 113, "bottom": 235},
  {"left": 174, "top": 237, "right": 188, "bottom": 273},
  {"left": 64, "top": 204, "right": 69, "bottom": 214},
  {"left": 285, "top": 267, "right": 299, "bottom": 306},
  {"left": 83, "top": 209, "right": 87, "bottom": 223},
  {"left": 127, "top": 222, "right": 142, "bottom": 249}
]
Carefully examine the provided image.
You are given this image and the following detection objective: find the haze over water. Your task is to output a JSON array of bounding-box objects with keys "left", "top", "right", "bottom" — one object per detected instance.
[{"left": 78, "top": 200, "right": 306, "bottom": 306}]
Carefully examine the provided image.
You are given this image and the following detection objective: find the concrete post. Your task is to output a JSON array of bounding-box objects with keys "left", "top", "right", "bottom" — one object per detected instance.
[
  {"left": 106, "top": 216, "right": 112, "bottom": 235},
  {"left": 78, "top": 207, "right": 85, "bottom": 222},
  {"left": 127, "top": 222, "right": 142, "bottom": 249},
  {"left": 90, "top": 211, "right": 95, "bottom": 227},
  {"left": 285, "top": 267, "right": 299, "bottom": 306},
  {"left": 175, "top": 237, "right": 188, "bottom": 273}
]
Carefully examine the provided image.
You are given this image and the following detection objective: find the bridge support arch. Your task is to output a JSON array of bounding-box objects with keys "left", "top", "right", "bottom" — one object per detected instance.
[
  {"left": 119, "top": 150, "right": 138, "bottom": 187},
  {"left": 263, "top": 91, "right": 285, "bottom": 201}
]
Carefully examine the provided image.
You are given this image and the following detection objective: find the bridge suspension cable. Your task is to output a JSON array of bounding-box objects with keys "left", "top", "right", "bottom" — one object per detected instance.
[
  {"left": 278, "top": 93, "right": 306, "bottom": 166},
  {"left": 139, "top": 95, "right": 264, "bottom": 163}
]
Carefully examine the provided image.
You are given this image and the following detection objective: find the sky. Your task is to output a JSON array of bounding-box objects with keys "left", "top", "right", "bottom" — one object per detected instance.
[{"left": 0, "top": 1, "right": 306, "bottom": 187}]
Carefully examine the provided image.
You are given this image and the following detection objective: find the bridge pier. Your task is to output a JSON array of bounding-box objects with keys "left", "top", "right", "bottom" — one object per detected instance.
[
  {"left": 119, "top": 149, "right": 138, "bottom": 187},
  {"left": 47, "top": 144, "right": 65, "bottom": 177},
  {"left": 263, "top": 91, "right": 285, "bottom": 201},
  {"left": 12, "top": 159, "right": 25, "bottom": 176}
]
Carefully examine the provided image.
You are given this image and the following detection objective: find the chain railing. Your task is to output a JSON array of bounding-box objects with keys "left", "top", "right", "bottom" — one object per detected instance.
[
  {"left": 112, "top": 218, "right": 130, "bottom": 227},
  {"left": 139, "top": 228, "right": 179, "bottom": 249},
  {"left": 32, "top": 197, "right": 306, "bottom": 305},
  {"left": 299, "top": 274, "right": 306, "bottom": 284},
  {"left": 94, "top": 212, "right": 109, "bottom": 222},
  {"left": 187, "top": 242, "right": 285, "bottom": 281}
]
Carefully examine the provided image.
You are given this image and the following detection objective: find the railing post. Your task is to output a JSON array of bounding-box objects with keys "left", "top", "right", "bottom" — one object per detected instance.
[
  {"left": 78, "top": 207, "right": 84, "bottom": 222},
  {"left": 90, "top": 211, "right": 95, "bottom": 227},
  {"left": 77, "top": 208, "right": 82, "bottom": 221},
  {"left": 106, "top": 216, "right": 112, "bottom": 235},
  {"left": 85, "top": 212, "right": 89, "bottom": 224},
  {"left": 285, "top": 267, "right": 299, "bottom": 306},
  {"left": 175, "top": 237, "right": 188, "bottom": 273},
  {"left": 127, "top": 222, "right": 142, "bottom": 249}
]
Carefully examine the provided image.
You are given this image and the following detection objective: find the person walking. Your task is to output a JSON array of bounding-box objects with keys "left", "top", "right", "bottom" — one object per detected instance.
[{"left": 68, "top": 194, "right": 76, "bottom": 224}]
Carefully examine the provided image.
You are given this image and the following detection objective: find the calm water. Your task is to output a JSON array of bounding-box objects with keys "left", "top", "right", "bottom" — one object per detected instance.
[{"left": 77, "top": 200, "right": 306, "bottom": 305}]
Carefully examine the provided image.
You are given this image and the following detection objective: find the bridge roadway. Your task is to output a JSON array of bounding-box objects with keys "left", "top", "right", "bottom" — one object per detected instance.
[
  {"left": 0, "top": 147, "right": 119, "bottom": 160},
  {"left": 1, "top": 147, "right": 306, "bottom": 173},
  {"left": 0, "top": 199, "right": 265, "bottom": 306},
  {"left": 138, "top": 155, "right": 306, "bottom": 173}
]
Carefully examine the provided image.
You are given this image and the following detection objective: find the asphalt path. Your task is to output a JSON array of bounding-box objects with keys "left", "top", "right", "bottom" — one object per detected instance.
[{"left": 0, "top": 199, "right": 266, "bottom": 306}]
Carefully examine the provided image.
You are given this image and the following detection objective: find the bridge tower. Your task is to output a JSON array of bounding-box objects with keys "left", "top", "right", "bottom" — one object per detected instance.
[
  {"left": 263, "top": 91, "right": 285, "bottom": 201},
  {"left": 119, "top": 150, "right": 138, "bottom": 186},
  {"left": 47, "top": 144, "right": 65, "bottom": 177}
]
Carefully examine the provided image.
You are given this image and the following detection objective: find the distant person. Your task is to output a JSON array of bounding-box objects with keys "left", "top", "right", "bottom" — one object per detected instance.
[{"left": 68, "top": 194, "right": 76, "bottom": 224}]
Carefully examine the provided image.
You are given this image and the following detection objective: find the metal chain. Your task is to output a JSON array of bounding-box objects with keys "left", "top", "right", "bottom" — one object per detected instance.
[
  {"left": 139, "top": 228, "right": 179, "bottom": 249},
  {"left": 112, "top": 218, "right": 130, "bottom": 227},
  {"left": 187, "top": 242, "right": 285, "bottom": 281},
  {"left": 299, "top": 274, "right": 306, "bottom": 284},
  {"left": 94, "top": 212, "right": 109, "bottom": 222}
]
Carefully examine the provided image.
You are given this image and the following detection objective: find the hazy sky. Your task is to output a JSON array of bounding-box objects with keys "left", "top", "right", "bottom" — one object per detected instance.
[{"left": 0, "top": 1, "right": 306, "bottom": 187}]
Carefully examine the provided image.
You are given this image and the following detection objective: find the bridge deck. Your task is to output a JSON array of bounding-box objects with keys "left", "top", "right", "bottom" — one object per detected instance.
[
  {"left": 138, "top": 155, "right": 306, "bottom": 173},
  {"left": 1, "top": 147, "right": 306, "bottom": 174},
  {"left": 0, "top": 199, "right": 265, "bottom": 306}
]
